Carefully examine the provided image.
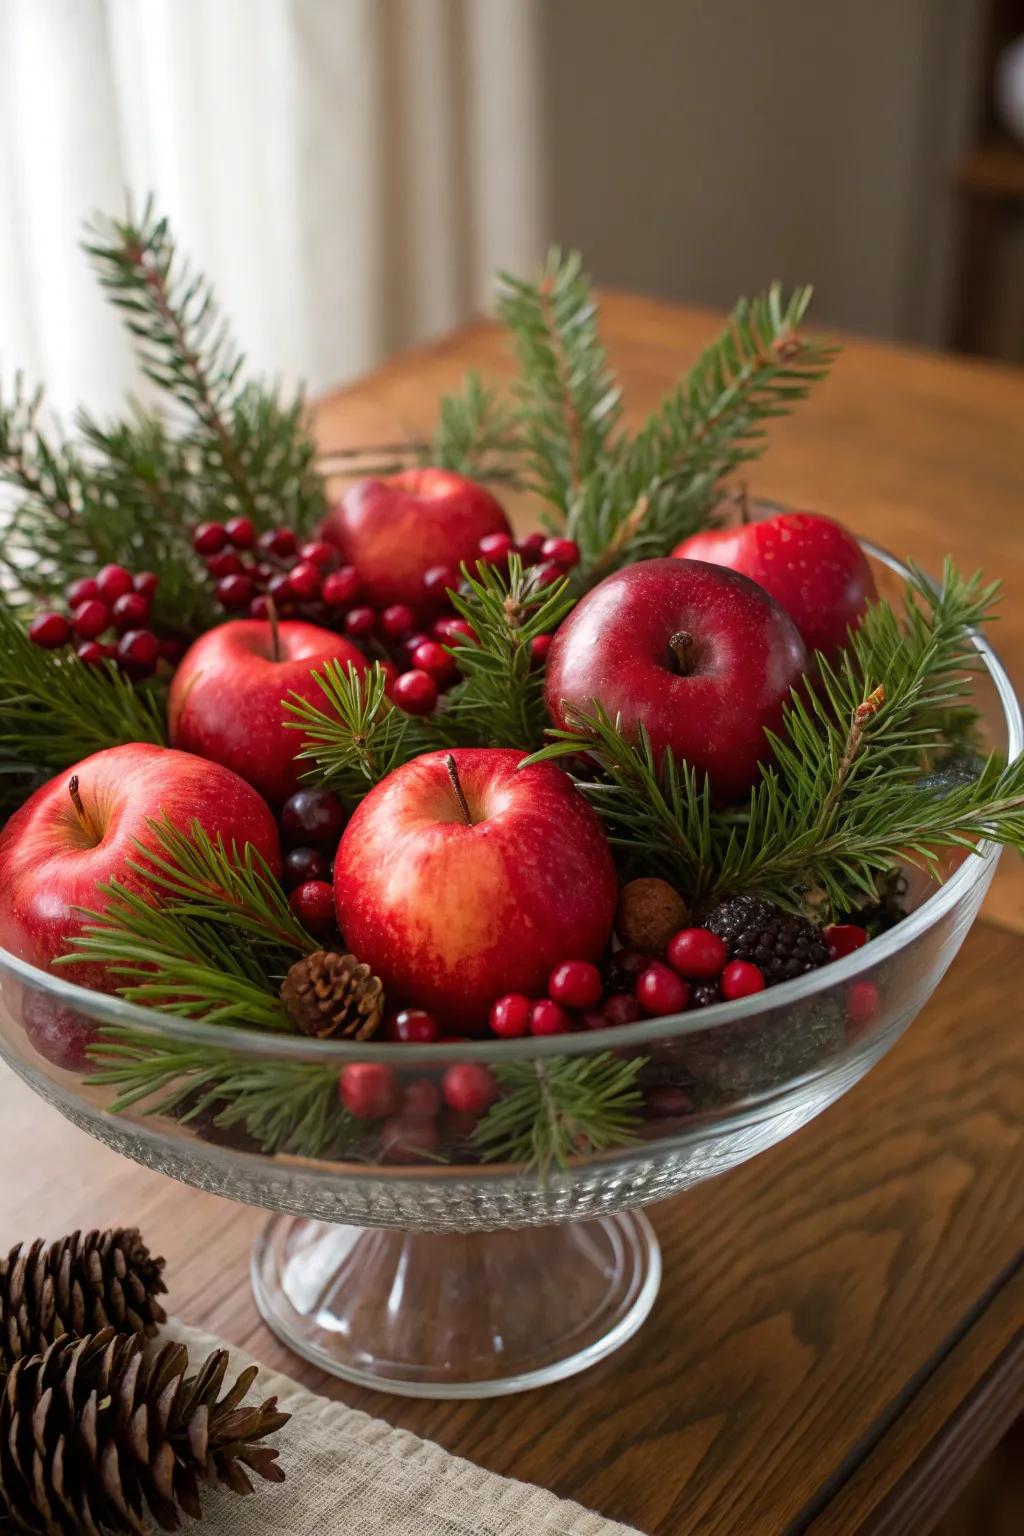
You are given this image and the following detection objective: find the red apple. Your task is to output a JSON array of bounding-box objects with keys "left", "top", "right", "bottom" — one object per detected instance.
[
  {"left": 319, "top": 469, "right": 511, "bottom": 609},
  {"left": 672, "top": 509, "right": 876, "bottom": 660},
  {"left": 544, "top": 558, "right": 808, "bottom": 803},
  {"left": 334, "top": 748, "right": 617, "bottom": 1030},
  {"left": 0, "top": 743, "right": 281, "bottom": 990},
  {"left": 169, "top": 619, "right": 368, "bottom": 805}
]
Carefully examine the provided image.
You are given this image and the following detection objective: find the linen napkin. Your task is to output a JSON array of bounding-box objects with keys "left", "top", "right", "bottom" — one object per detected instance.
[{"left": 166, "top": 1319, "right": 643, "bottom": 1536}]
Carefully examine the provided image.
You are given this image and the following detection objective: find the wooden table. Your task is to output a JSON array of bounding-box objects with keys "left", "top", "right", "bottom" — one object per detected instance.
[{"left": 2, "top": 296, "right": 1023, "bottom": 1535}]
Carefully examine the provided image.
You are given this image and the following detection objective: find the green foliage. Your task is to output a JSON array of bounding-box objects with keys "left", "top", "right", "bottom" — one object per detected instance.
[
  {"left": 284, "top": 661, "right": 436, "bottom": 803},
  {"left": 424, "top": 370, "right": 522, "bottom": 482},
  {"left": 473, "top": 1052, "right": 646, "bottom": 1173}
]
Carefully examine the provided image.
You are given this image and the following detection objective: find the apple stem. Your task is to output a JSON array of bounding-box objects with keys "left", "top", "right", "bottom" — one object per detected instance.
[
  {"left": 267, "top": 595, "right": 282, "bottom": 662},
  {"left": 669, "top": 630, "right": 696, "bottom": 675},
  {"left": 68, "top": 774, "right": 98, "bottom": 840},
  {"left": 444, "top": 753, "right": 472, "bottom": 825}
]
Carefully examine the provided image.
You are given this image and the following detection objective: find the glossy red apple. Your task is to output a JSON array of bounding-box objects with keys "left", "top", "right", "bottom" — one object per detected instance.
[
  {"left": 545, "top": 558, "right": 808, "bottom": 803},
  {"left": 169, "top": 619, "right": 368, "bottom": 805},
  {"left": 0, "top": 743, "right": 280, "bottom": 991},
  {"left": 672, "top": 509, "right": 876, "bottom": 660},
  {"left": 319, "top": 469, "right": 511, "bottom": 609},
  {"left": 334, "top": 748, "right": 617, "bottom": 1031}
]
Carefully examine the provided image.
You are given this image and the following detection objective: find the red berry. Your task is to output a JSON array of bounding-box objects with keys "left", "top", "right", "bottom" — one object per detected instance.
[
  {"left": 344, "top": 605, "right": 376, "bottom": 637},
  {"left": 134, "top": 571, "right": 159, "bottom": 598},
  {"left": 225, "top": 516, "right": 256, "bottom": 550},
  {"left": 579, "top": 1010, "right": 609, "bottom": 1031},
  {"left": 409, "top": 639, "right": 457, "bottom": 683},
  {"left": 378, "top": 658, "right": 399, "bottom": 696},
  {"left": 403, "top": 1079, "right": 442, "bottom": 1118},
  {"left": 433, "top": 616, "right": 477, "bottom": 646},
  {"left": 603, "top": 994, "right": 641, "bottom": 1027},
  {"left": 76, "top": 640, "right": 107, "bottom": 666},
  {"left": 489, "top": 993, "right": 532, "bottom": 1038},
  {"left": 111, "top": 592, "right": 150, "bottom": 633},
  {"left": 281, "top": 788, "right": 346, "bottom": 851},
  {"left": 116, "top": 629, "right": 160, "bottom": 680},
  {"left": 216, "top": 573, "right": 255, "bottom": 609},
  {"left": 720, "top": 960, "right": 766, "bottom": 1000},
  {"left": 95, "top": 564, "right": 133, "bottom": 603},
  {"left": 393, "top": 669, "right": 437, "bottom": 715},
  {"left": 206, "top": 550, "right": 244, "bottom": 579},
  {"left": 441, "top": 1063, "right": 498, "bottom": 1115},
  {"left": 636, "top": 962, "right": 690, "bottom": 1017},
  {"left": 193, "top": 522, "right": 228, "bottom": 555},
  {"left": 288, "top": 879, "right": 337, "bottom": 938},
  {"left": 666, "top": 928, "right": 728, "bottom": 981},
  {"left": 644, "top": 1085, "right": 694, "bottom": 1119},
  {"left": 529, "top": 999, "right": 573, "bottom": 1036},
  {"left": 847, "top": 980, "right": 879, "bottom": 1026},
  {"left": 258, "top": 526, "right": 297, "bottom": 558},
  {"left": 825, "top": 923, "right": 870, "bottom": 961},
  {"left": 284, "top": 847, "right": 331, "bottom": 888},
  {"left": 66, "top": 577, "right": 99, "bottom": 607},
  {"left": 542, "top": 537, "right": 580, "bottom": 569},
  {"left": 518, "top": 531, "right": 546, "bottom": 564},
  {"left": 379, "top": 603, "right": 418, "bottom": 640},
  {"left": 422, "top": 564, "right": 459, "bottom": 603},
  {"left": 386, "top": 1008, "right": 440, "bottom": 1044},
  {"left": 28, "top": 612, "right": 71, "bottom": 648},
  {"left": 266, "top": 571, "right": 292, "bottom": 601},
  {"left": 478, "top": 531, "right": 514, "bottom": 563},
  {"left": 381, "top": 1115, "right": 441, "bottom": 1163},
  {"left": 249, "top": 595, "right": 270, "bottom": 619},
  {"left": 299, "top": 539, "right": 338, "bottom": 571},
  {"left": 548, "top": 959, "right": 603, "bottom": 1010},
  {"left": 403, "top": 632, "right": 432, "bottom": 658},
  {"left": 159, "top": 638, "right": 185, "bottom": 664},
  {"left": 71, "top": 599, "right": 111, "bottom": 640},
  {"left": 533, "top": 560, "right": 564, "bottom": 589},
  {"left": 322, "top": 566, "right": 361, "bottom": 607},
  {"left": 286, "top": 560, "right": 322, "bottom": 601},
  {"left": 339, "top": 1062, "right": 400, "bottom": 1120},
  {"left": 530, "top": 634, "right": 552, "bottom": 665}
]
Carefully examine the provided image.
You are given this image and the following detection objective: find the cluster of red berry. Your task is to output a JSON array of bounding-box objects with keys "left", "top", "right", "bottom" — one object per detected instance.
[
  {"left": 278, "top": 786, "right": 346, "bottom": 939},
  {"left": 338, "top": 1059, "right": 497, "bottom": 1164},
  {"left": 27, "top": 566, "right": 177, "bottom": 680}
]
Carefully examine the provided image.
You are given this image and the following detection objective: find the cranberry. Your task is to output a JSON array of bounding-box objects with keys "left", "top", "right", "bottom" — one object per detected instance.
[
  {"left": 530, "top": 634, "right": 552, "bottom": 665},
  {"left": 489, "top": 993, "right": 532, "bottom": 1038},
  {"left": 666, "top": 928, "right": 728, "bottom": 980},
  {"left": 288, "top": 879, "right": 336, "bottom": 938},
  {"left": 603, "top": 994, "right": 641, "bottom": 1027},
  {"left": 636, "top": 962, "right": 690, "bottom": 1017},
  {"left": 66, "top": 577, "right": 99, "bottom": 607},
  {"left": 386, "top": 1008, "right": 440, "bottom": 1044},
  {"left": 281, "top": 788, "right": 346, "bottom": 851},
  {"left": 393, "top": 669, "right": 437, "bottom": 715},
  {"left": 548, "top": 959, "right": 603, "bottom": 1010},
  {"left": 159, "top": 638, "right": 185, "bottom": 664},
  {"left": 216, "top": 573, "right": 255, "bottom": 610},
  {"left": 579, "top": 1010, "right": 609, "bottom": 1031},
  {"left": 644, "top": 1085, "right": 694, "bottom": 1119},
  {"left": 193, "top": 521, "right": 228, "bottom": 555},
  {"left": 284, "top": 847, "right": 331, "bottom": 888},
  {"left": 478, "top": 531, "right": 515, "bottom": 563},
  {"left": 111, "top": 592, "right": 150, "bottom": 633},
  {"left": 441, "top": 1063, "right": 498, "bottom": 1115},
  {"left": 433, "top": 616, "right": 477, "bottom": 646},
  {"left": 258, "top": 526, "right": 297, "bottom": 558},
  {"left": 518, "top": 531, "right": 546, "bottom": 564},
  {"left": 322, "top": 566, "right": 361, "bottom": 607},
  {"left": 116, "top": 629, "right": 160, "bottom": 680},
  {"left": 379, "top": 603, "right": 418, "bottom": 640},
  {"left": 71, "top": 599, "right": 111, "bottom": 640},
  {"left": 134, "top": 571, "right": 159, "bottom": 598},
  {"left": 422, "top": 564, "right": 459, "bottom": 604},
  {"left": 533, "top": 560, "right": 564, "bottom": 589},
  {"left": 847, "top": 980, "right": 879, "bottom": 1026},
  {"left": 249, "top": 595, "right": 270, "bottom": 619},
  {"left": 825, "top": 923, "right": 870, "bottom": 960},
  {"left": 542, "top": 537, "right": 580, "bottom": 569},
  {"left": 76, "top": 640, "right": 107, "bottom": 665},
  {"left": 378, "top": 658, "right": 399, "bottom": 696},
  {"left": 719, "top": 960, "right": 766, "bottom": 1000},
  {"left": 344, "top": 605, "right": 377, "bottom": 637},
  {"left": 529, "top": 999, "right": 573, "bottom": 1035},
  {"left": 96, "top": 564, "right": 134, "bottom": 603},
  {"left": 409, "top": 639, "right": 457, "bottom": 683},
  {"left": 267, "top": 571, "right": 292, "bottom": 601},
  {"left": 381, "top": 1115, "right": 441, "bottom": 1163},
  {"left": 225, "top": 515, "right": 256, "bottom": 549},
  {"left": 604, "top": 949, "right": 651, "bottom": 993},
  {"left": 21, "top": 993, "right": 97, "bottom": 1073},
  {"left": 403, "top": 1078, "right": 442, "bottom": 1118},
  {"left": 299, "top": 539, "right": 338, "bottom": 571},
  {"left": 287, "top": 560, "right": 323, "bottom": 601},
  {"left": 206, "top": 550, "right": 244, "bottom": 579},
  {"left": 28, "top": 612, "right": 71, "bottom": 648},
  {"left": 339, "top": 1062, "right": 400, "bottom": 1120}
]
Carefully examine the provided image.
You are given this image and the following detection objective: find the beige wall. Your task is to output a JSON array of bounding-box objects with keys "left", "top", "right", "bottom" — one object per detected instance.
[{"left": 540, "top": 0, "right": 985, "bottom": 345}]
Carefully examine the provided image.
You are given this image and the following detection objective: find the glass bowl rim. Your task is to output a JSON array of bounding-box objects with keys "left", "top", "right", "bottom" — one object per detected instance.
[{"left": 1, "top": 541, "right": 1019, "bottom": 1065}]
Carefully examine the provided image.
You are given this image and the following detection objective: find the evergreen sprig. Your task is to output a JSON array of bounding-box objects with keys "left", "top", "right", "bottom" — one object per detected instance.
[
  {"left": 284, "top": 660, "right": 436, "bottom": 802},
  {"left": 473, "top": 1052, "right": 646, "bottom": 1173},
  {"left": 424, "top": 370, "right": 522, "bottom": 482}
]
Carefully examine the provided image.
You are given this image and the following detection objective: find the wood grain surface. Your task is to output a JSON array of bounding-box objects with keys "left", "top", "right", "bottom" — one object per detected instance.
[{"left": 2, "top": 298, "right": 1023, "bottom": 1534}]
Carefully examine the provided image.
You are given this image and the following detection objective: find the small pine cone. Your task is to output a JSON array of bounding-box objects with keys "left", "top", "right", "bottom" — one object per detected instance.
[
  {"left": 0, "top": 1329, "right": 289, "bottom": 1534},
  {"left": 615, "top": 878, "right": 688, "bottom": 955},
  {"left": 704, "top": 894, "right": 829, "bottom": 983},
  {"left": 0, "top": 1227, "right": 167, "bottom": 1370},
  {"left": 281, "top": 949, "right": 384, "bottom": 1039}
]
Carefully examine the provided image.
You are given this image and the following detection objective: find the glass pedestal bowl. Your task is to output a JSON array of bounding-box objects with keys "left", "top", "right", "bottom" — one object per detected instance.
[{"left": 0, "top": 548, "right": 1019, "bottom": 1399}]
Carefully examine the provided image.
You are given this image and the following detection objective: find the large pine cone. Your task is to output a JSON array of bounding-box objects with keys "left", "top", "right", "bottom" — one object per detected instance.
[
  {"left": 280, "top": 950, "right": 384, "bottom": 1039},
  {"left": 0, "top": 1229, "right": 167, "bottom": 1370},
  {"left": 0, "top": 1328, "right": 289, "bottom": 1534},
  {"left": 704, "top": 895, "right": 829, "bottom": 983}
]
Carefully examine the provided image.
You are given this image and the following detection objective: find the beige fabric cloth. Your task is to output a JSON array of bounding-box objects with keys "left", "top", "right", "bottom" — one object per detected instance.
[{"left": 166, "top": 1319, "right": 642, "bottom": 1536}]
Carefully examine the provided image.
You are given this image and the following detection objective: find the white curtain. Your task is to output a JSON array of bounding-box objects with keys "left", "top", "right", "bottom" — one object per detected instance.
[{"left": 0, "top": 0, "right": 548, "bottom": 419}]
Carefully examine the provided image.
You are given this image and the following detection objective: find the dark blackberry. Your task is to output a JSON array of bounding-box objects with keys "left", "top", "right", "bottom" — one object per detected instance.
[
  {"left": 704, "top": 895, "right": 829, "bottom": 984},
  {"left": 690, "top": 982, "right": 722, "bottom": 1009}
]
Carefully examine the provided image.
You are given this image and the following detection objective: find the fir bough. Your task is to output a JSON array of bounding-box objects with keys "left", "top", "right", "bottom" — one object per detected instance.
[{"left": 473, "top": 1053, "right": 646, "bottom": 1173}]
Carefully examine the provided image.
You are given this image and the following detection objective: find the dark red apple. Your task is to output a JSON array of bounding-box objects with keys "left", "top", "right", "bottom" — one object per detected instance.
[
  {"left": 169, "top": 619, "right": 367, "bottom": 805},
  {"left": 544, "top": 558, "right": 808, "bottom": 803},
  {"left": 0, "top": 743, "right": 280, "bottom": 989},
  {"left": 319, "top": 469, "right": 511, "bottom": 609},
  {"left": 333, "top": 748, "right": 617, "bottom": 1030},
  {"left": 672, "top": 509, "right": 876, "bottom": 660}
]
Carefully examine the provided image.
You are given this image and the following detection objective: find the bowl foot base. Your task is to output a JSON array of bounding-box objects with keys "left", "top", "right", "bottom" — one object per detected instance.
[{"left": 251, "top": 1211, "right": 661, "bottom": 1399}]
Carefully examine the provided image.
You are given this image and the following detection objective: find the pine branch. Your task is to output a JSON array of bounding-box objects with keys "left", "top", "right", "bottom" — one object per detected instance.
[
  {"left": 473, "top": 1052, "right": 646, "bottom": 1173},
  {"left": 424, "top": 370, "right": 523, "bottom": 481},
  {"left": 284, "top": 660, "right": 436, "bottom": 803}
]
